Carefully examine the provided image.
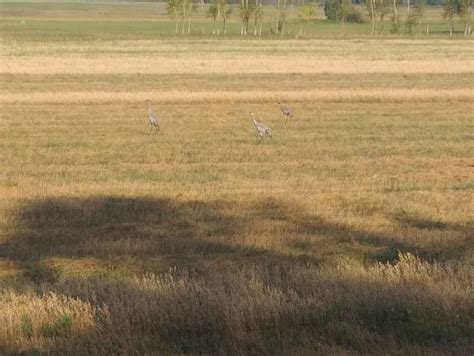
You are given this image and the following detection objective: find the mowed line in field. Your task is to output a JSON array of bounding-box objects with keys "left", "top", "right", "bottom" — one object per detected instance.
[
  {"left": 2, "top": 57, "right": 473, "bottom": 74},
  {"left": 2, "top": 89, "right": 473, "bottom": 103},
  {"left": 3, "top": 39, "right": 473, "bottom": 59}
]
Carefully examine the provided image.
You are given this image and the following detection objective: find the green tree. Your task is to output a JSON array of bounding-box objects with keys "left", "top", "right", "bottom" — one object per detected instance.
[
  {"left": 324, "top": 0, "right": 338, "bottom": 19},
  {"left": 367, "top": 0, "right": 376, "bottom": 33},
  {"left": 405, "top": 10, "right": 419, "bottom": 33},
  {"left": 367, "top": 0, "right": 389, "bottom": 35},
  {"left": 208, "top": 3, "right": 219, "bottom": 34},
  {"left": 280, "top": 0, "right": 288, "bottom": 35},
  {"left": 273, "top": 0, "right": 288, "bottom": 35},
  {"left": 167, "top": 0, "right": 181, "bottom": 34},
  {"left": 200, "top": 0, "right": 206, "bottom": 34},
  {"left": 219, "top": 0, "right": 233, "bottom": 35},
  {"left": 404, "top": 0, "right": 425, "bottom": 34},
  {"left": 298, "top": 3, "right": 314, "bottom": 35},
  {"left": 390, "top": 0, "right": 400, "bottom": 33},
  {"left": 443, "top": 0, "right": 460, "bottom": 36},
  {"left": 185, "top": 0, "right": 195, "bottom": 34},
  {"left": 377, "top": 0, "right": 390, "bottom": 34},
  {"left": 239, "top": 0, "right": 255, "bottom": 35},
  {"left": 253, "top": 0, "right": 264, "bottom": 36},
  {"left": 326, "top": 0, "right": 361, "bottom": 25},
  {"left": 337, "top": 0, "right": 355, "bottom": 25},
  {"left": 459, "top": 0, "right": 472, "bottom": 35}
]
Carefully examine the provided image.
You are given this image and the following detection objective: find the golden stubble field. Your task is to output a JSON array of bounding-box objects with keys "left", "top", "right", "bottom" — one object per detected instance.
[{"left": 0, "top": 31, "right": 473, "bottom": 354}]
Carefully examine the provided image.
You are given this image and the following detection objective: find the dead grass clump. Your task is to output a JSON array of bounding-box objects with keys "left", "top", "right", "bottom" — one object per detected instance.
[
  {"left": 24, "top": 252, "right": 470, "bottom": 354},
  {"left": 0, "top": 290, "right": 101, "bottom": 352}
]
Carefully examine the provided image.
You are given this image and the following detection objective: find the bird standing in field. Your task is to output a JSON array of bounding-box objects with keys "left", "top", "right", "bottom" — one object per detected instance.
[
  {"left": 251, "top": 113, "right": 272, "bottom": 140},
  {"left": 146, "top": 99, "right": 160, "bottom": 132},
  {"left": 278, "top": 102, "right": 294, "bottom": 121}
]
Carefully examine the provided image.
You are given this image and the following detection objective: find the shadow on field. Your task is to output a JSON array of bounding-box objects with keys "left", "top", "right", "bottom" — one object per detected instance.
[
  {"left": 2, "top": 196, "right": 469, "bottom": 266},
  {"left": 0, "top": 196, "right": 472, "bottom": 353}
]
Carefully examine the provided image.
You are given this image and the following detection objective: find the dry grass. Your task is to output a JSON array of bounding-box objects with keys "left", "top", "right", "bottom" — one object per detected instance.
[
  {"left": 0, "top": 289, "right": 102, "bottom": 353},
  {"left": 0, "top": 195, "right": 472, "bottom": 353},
  {"left": 2, "top": 56, "right": 474, "bottom": 74},
  {"left": 2, "top": 39, "right": 473, "bottom": 59},
  {"left": 0, "top": 7, "right": 473, "bottom": 354},
  {"left": 1, "top": 88, "right": 473, "bottom": 103},
  {"left": 1, "top": 97, "right": 473, "bottom": 353}
]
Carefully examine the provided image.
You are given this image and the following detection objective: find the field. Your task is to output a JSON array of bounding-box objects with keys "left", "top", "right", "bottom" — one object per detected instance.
[{"left": 1, "top": 2, "right": 474, "bottom": 354}]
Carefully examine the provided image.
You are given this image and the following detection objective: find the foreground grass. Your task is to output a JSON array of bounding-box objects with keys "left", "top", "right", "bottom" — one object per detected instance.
[
  {"left": 1, "top": 98, "right": 473, "bottom": 353},
  {"left": 0, "top": 4, "right": 473, "bottom": 354}
]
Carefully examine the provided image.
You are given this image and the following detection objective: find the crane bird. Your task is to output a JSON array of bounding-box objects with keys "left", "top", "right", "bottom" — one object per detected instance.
[
  {"left": 278, "top": 102, "right": 294, "bottom": 121},
  {"left": 146, "top": 99, "right": 160, "bottom": 132},
  {"left": 251, "top": 113, "right": 272, "bottom": 140}
]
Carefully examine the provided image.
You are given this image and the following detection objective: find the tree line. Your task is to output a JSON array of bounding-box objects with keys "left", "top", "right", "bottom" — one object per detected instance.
[
  {"left": 166, "top": 0, "right": 472, "bottom": 36},
  {"left": 362, "top": 0, "right": 472, "bottom": 35},
  {"left": 167, "top": 0, "right": 315, "bottom": 36}
]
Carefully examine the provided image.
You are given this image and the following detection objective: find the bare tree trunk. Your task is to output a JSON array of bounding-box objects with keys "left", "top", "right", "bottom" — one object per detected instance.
[
  {"left": 276, "top": 0, "right": 280, "bottom": 34},
  {"left": 241, "top": 0, "right": 245, "bottom": 35},
  {"left": 175, "top": 17, "right": 179, "bottom": 34},
  {"left": 370, "top": 0, "right": 376, "bottom": 35},
  {"left": 245, "top": 0, "right": 249, "bottom": 35},
  {"left": 380, "top": 11, "right": 385, "bottom": 35},
  {"left": 290, "top": 0, "right": 294, "bottom": 36},
  {"left": 182, "top": 1, "right": 186, "bottom": 34},
  {"left": 224, "top": 15, "right": 227, "bottom": 34},
  {"left": 407, "top": 0, "right": 410, "bottom": 15},
  {"left": 217, "top": 6, "right": 221, "bottom": 35},
  {"left": 393, "top": 0, "right": 398, "bottom": 32},
  {"left": 201, "top": 0, "right": 205, "bottom": 34},
  {"left": 281, "top": 0, "right": 286, "bottom": 36},
  {"left": 187, "top": 2, "right": 192, "bottom": 35}
]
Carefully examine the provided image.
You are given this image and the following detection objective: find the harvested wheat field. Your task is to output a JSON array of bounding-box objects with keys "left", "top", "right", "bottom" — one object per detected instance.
[{"left": 0, "top": 2, "right": 473, "bottom": 354}]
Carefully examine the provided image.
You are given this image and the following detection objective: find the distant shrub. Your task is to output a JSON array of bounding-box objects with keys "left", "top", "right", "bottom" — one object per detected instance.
[
  {"left": 405, "top": 12, "right": 419, "bottom": 34},
  {"left": 346, "top": 8, "right": 365, "bottom": 23},
  {"left": 324, "top": 0, "right": 366, "bottom": 23},
  {"left": 390, "top": 16, "right": 401, "bottom": 33},
  {"left": 324, "top": 0, "right": 338, "bottom": 20}
]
